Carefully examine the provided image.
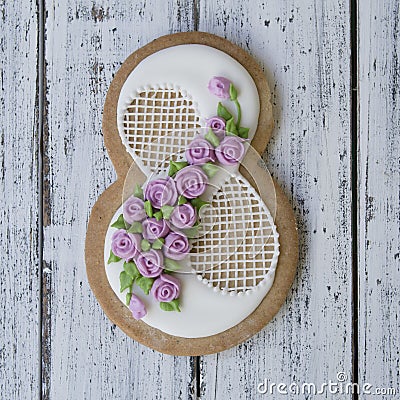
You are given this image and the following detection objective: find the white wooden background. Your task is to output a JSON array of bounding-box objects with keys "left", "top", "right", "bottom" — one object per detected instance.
[{"left": 1, "top": 0, "right": 399, "bottom": 399}]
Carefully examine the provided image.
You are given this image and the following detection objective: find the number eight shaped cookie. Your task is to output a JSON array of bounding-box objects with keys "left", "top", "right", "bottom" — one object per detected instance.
[{"left": 85, "top": 32, "right": 298, "bottom": 355}]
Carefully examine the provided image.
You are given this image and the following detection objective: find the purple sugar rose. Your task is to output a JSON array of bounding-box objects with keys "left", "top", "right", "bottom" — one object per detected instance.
[
  {"left": 215, "top": 136, "right": 245, "bottom": 166},
  {"left": 174, "top": 166, "right": 208, "bottom": 199},
  {"left": 208, "top": 77, "right": 231, "bottom": 99},
  {"left": 129, "top": 294, "right": 147, "bottom": 320},
  {"left": 142, "top": 218, "right": 170, "bottom": 242},
  {"left": 163, "top": 232, "right": 191, "bottom": 260},
  {"left": 111, "top": 229, "right": 141, "bottom": 261},
  {"left": 151, "top": 274, "right": 181, "bottom": 303},
  {"left": 185, "top": 138, "right": 216, "bottom": 165},
  {"left": 206, "top": 116, "right": 226, "bottom": 140},
  {"left": 169, "top": 204, "right": 197, "bottom": 229},
  {"left": 136, "top": 249, "right": 164, "bottom": 278},
  {"left": 123, "top": 196, "right": 146, "bottom": 224},
  {"left": 144, "top": 177, "right": 178, "bottom": 209}
]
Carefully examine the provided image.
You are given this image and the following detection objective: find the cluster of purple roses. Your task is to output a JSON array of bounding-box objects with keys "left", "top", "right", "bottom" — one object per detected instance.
[
  {"left": 108, "top": 76, "right": 247, "bottom": 320},
  {"left": 109, "top": 183, "right": 185, "bottom": 319}
]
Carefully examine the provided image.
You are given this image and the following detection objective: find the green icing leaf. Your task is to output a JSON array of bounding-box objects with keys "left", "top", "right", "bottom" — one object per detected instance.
[
  {"left": 191, "top": 197, "right": 210, "bottom": 212},
  {"left": 123, "top": 261, "right": 140, "bottom": 279},
  {"left": 238, "top": 126, "right": 249, "bottom": 139},
  {"left": 152, "top": 238, "right": 165, "bottom": 250},
  {"left": 234, "top": 99, "right": 242, "bottom": 127},
  {"left": 160, "top": 299, "right": 181, "bottom": 312},
  {"left": 168, "top": 161, "right": 178, "bottom": 177},
  {"left": 161, "top": 205, "right": 174, "bottom": 220},
  {"left": 178, "top": 195, "right": 187, "bottom": 205},
  {"left": 205, "top": 128, "right": 220, "bottom": 147},
  {"left": 225, "top": 117, "right": 239, "bottom": 136},
  {"left": 141, "top": 239, "right": 151, "bottom": 251},
  {"left": 126, "top": 292, "right": 132, "bottom": 306},
  {"left": 136, "top": 276, "right": 154, "bottom": 295},
  {"left": 164, "top": 258, "right": 181, "bottom": 272},
  {"left": 127, "top": 221, "right": 143, "bottom": 234},
  {"left": 144, "top": 200, "right": 153, "bottom": 217},
  {"left": 153, "top": 210, "right": 163, "bottom": 221},
  {"left": 217, "top": 102, "right": 232, "bottom": 120},
  {"left": 163, "top": 269, "right": 173, "bottom": 275},
  {"left": 183, "top": 225, "right": 199, "bottom": 239},
  {"left": 168, "top": 160, "right": 187, "bottom": 177},
  {"left": 134, "top": 184, "right": 144, "bottom": 200},
  {"left": 119, "top": 271, "right": 133, "bottom": 292},
  {"left": 171, "top": 161, "right": 188, "bottom": 171},
  {"left": 111, "top": 214, "right": 126, "bottom": 229},
  {"left": 107, "top": 250, "right": 121, "bottom": 264},
  {"left": 229, "top": 83, "right": 238, "bottom": 101},
  {"left": 202, "top": 162, "right": 219, "bottom": 178}
]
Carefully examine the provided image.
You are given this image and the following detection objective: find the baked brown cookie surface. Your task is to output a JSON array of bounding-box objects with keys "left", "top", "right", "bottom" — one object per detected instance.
[{"left": 85, "top": 32, "right": 298, "bottom": 355}]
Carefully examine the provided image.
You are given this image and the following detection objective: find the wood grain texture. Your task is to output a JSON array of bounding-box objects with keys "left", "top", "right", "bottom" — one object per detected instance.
[
  {"left": 198, "top": 1, "right": 353, "bottom": 398},
  {"left": 2, "top": 0, "right": 398, "bottom": 397},
  {"left": 0, "top": 1, "right": 40, "bottom": 399},
  {"left": 358, "top": 1, "right": 400, "bottom": 398},
  {"left": 42, "top": 1, "right": 197, "bottom": 398}
]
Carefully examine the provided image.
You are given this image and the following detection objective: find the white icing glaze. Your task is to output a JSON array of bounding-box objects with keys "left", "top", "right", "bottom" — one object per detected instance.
[
  {"left": 117, "top": 44, "right": 260, "bottom": 176},
  {"left": 105, "top": 44, "right": 280, "bottom": 338},
  {"left": 104, "top": 204, "right": 276, "bottom": 338}
]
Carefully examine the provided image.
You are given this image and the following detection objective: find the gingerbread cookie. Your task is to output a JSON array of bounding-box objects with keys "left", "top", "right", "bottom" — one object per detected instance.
[{"left": 85, "top": 32, "right": 298, "bottom": 355}]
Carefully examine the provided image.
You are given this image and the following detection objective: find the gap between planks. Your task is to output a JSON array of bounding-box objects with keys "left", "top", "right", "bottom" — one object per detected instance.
[
  {"left": 350, "top": 0, "right": 359, "bottom": 398},
  {"left": 38, "top": 0, "right": 46, "bottom": 398}
]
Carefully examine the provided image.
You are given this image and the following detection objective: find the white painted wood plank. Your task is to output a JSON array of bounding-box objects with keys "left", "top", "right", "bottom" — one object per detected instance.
[
  {"left": 198, "top": 1, "right": 353, "bottom": 398},
  {"left": 0, "top": 1, "right": 40, "bottom": 399},
  {"left": 42, "top": 1, "right": 197, "bottom": 398},
  {"left": 358, "top": 1, "right": 400, "bottom": 398}
]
